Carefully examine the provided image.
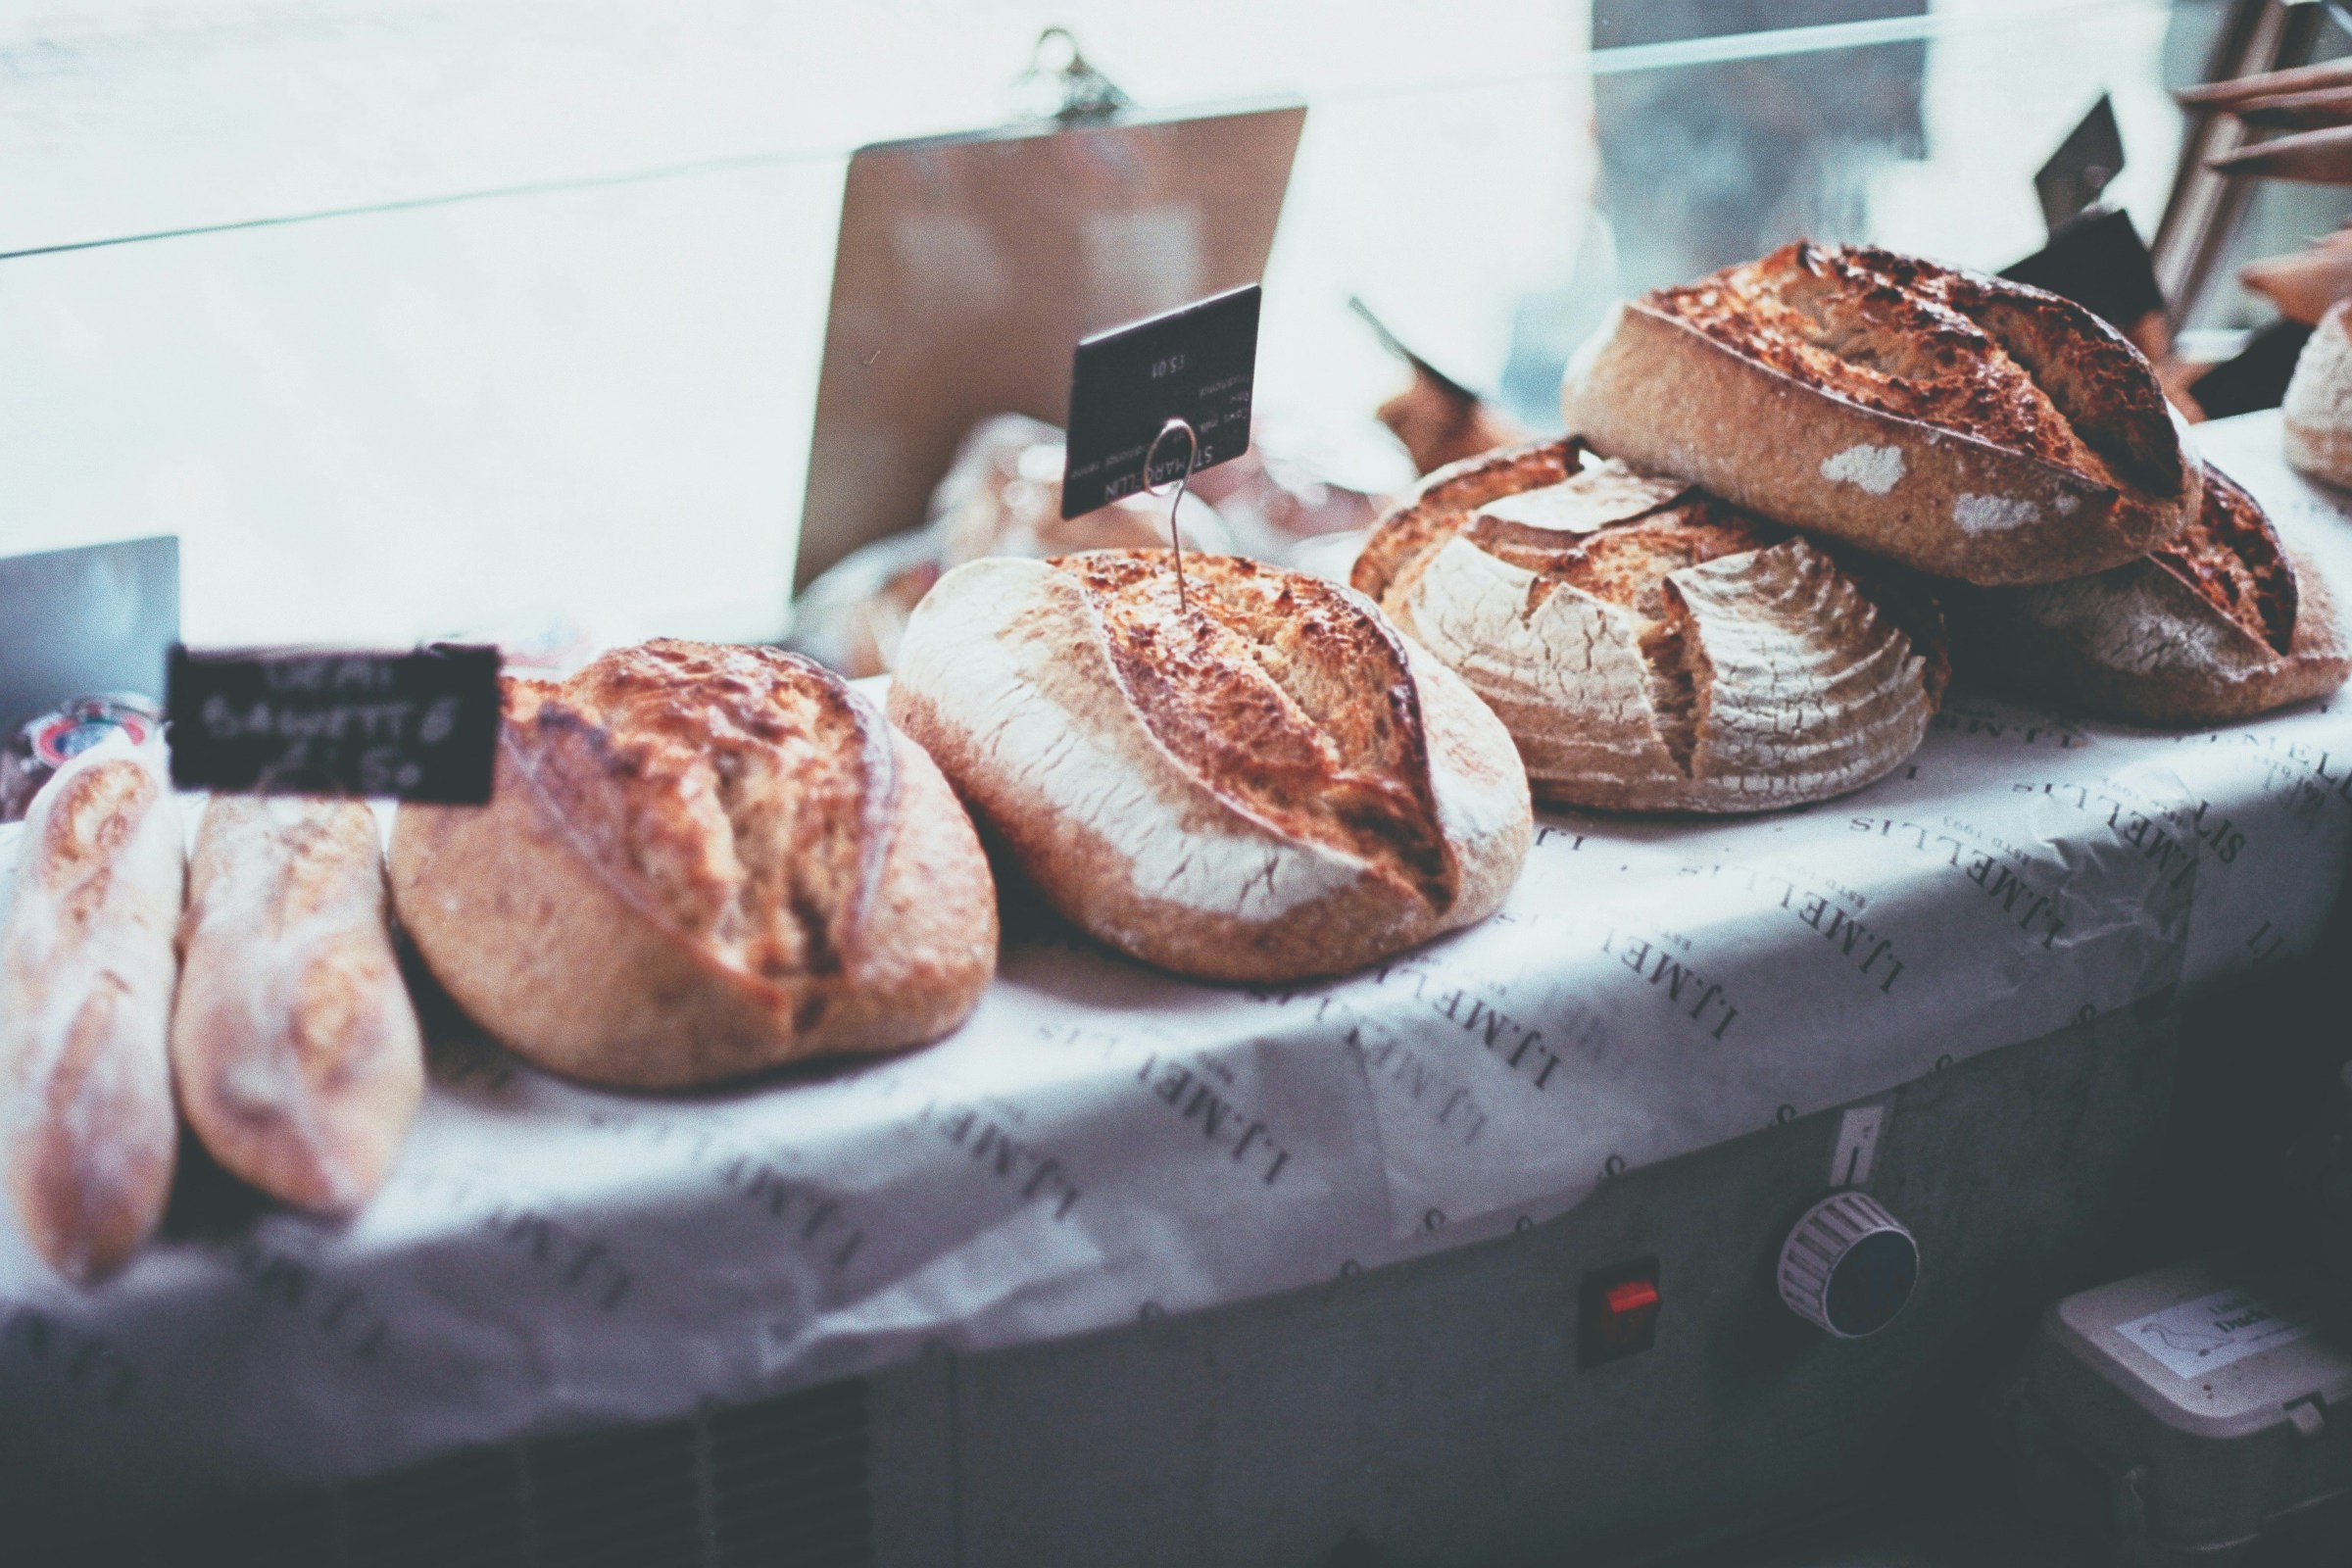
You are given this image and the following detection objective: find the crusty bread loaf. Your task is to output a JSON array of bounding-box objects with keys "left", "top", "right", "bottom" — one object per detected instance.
[
  {"left": 888, "top": 552, "right": 1531, "bottom": 982},
  {"left": 172, "top": 798, "right": 422, "bottom": 1214},
  {"left": 2284, "top": 300, "right": 2352, "bottom": 489},
  {"left": 391, "top": 640, "right": 997, "bottom": 1089},
  {"left": 0, "top": 734, "right": 183, "bottom": 1281},
  {"left": 1351, "top": 439, "right": 1581, "bottom": 605},
  {"left": 1357, "top": 439, "right": 1944, "bottom": 813},
  {"left": 1562, "top": 242, "right": 2200, "bottom": 585},
  {"left": 1952, "top": 463, "right": 2351, "bottom": 724}
]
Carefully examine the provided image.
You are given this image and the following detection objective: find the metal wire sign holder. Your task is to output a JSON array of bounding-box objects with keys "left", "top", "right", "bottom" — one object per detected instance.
[{"left": 1142, "top": 416, "right": 1200, "bottom": 612}]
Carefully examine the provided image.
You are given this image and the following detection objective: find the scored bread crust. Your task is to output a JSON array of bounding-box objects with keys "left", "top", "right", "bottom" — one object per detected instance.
[
  {"left": 887, "top": 552, "right": 1531, "bottom": 983},
  {"left": 1351, "top": 438, "right": 1580, "bottom": 603},
  {"left": 1562, "top": 242, "right": 2200, "bottom": 586},
  {"left": 1954, "top": 465, "right": 2352, "bottom": 725},
  {"left": 1360, "top": 440, "right": 1943, "bottom": 814},
  {"left": 173, "top": 797, "right": 423, "bottom": 1215},
  {"left": 2284, "top": 301, "right": 2352, "bottom": 490},
  {"left": 390, "top": 640, "right": 997, "bottom": 1089}
]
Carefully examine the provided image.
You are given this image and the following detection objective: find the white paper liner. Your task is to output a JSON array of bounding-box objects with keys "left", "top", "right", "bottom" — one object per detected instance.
[{"left": 2, "top": 414, "right": 2347, "bottom": 1494}]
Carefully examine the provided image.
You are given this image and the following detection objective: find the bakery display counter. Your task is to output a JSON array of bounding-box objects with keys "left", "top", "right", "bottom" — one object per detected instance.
[{"left": 4, "top": 408, "right": 2345, "bottom": 1534}]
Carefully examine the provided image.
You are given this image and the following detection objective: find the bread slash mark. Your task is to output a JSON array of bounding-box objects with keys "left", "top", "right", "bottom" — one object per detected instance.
[{"left": 1066, "top": 553, "right": 1457, "bottom": 913}]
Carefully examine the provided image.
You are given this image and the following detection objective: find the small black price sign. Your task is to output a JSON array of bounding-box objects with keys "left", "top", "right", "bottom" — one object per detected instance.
[
  {"left": 168, "top": 644, "right": 501, "bottom": 803},
  {"left": 1062, "top": 283, "right": 1260, "bottom": 519}
]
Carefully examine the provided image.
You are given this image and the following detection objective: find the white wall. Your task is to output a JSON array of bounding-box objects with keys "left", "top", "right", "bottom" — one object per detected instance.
[{"left": 0, "top": 0, "right": 2172, "bottom": 648}]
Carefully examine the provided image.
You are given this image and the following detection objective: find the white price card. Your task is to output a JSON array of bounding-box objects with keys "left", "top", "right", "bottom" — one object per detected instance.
[{"left": 2116, "top": 1287, "right": 2314, "bottom": 1380}]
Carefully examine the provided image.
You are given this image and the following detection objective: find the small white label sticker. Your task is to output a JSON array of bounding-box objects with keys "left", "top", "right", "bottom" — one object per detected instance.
[
  {"left": 2116, "top": 1288, "right": 2314, "bottom": 1380},
  {"left": 1831, "top": 1104, "right": 1885, "bottom": 1187}
]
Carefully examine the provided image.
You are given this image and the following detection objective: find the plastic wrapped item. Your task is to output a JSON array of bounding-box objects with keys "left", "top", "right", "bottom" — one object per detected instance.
[
  {"left": 791, "top": 412, "right": 1414, "bottom": 677},
  {"left": 2022, "top": 1262, "right": 2352, "bottom": 1563},
  {"left": 0, "top": 694, "right": 163, "bottom": 823},
  {"left": 930, "top": 415, "right": 1229, "bottom": 567},
  {"left": 789, "top": 415, "right": 1220, "bottom": 678}
]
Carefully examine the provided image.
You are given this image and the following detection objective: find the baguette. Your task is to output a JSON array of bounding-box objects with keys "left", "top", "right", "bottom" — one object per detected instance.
[
  {"left": 1953, "top": 463, "right": 2351, "bottom": 724},
  {"left": 1359, "top": 440, "right": 1945, "bottom": 813},
  {"left": 888, "top": 551, "right": 1531, "bottom": 982},
  {"left": 0, "top": 733, "right": 183, "bottom": 1281},
  {"left": 172, "top": 798, "right": 422, "bottom": 1214},
  {"left": 392, "top": 640, "right": 997, "bottom": 1089},
  {"left": 1562, "top": 242, "right": 2200, "bottom": 585}
]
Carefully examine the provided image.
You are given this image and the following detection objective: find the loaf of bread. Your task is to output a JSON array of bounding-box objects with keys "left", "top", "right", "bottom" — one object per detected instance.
[
  {"left": 1356, "top": 439, "right": 1945, "bottom": 813},
  {"left": 2283, "top": 300, "right": 2352, "bottom": 489},
  {"left": 1562, "top": 242, "right": 2200, "bottom": 585},
  {"left": 888, "top": 552, "right": 1531, "bottom": 982},
  {"left": 0, "top": 733, "right": 183, "bottom": 1281},
  {"left": 1952, "top": 463, "right": 2350, "bottom": 724},
  {"left": 391, "top": 640, "right": 997, "bottom": 1088},
  {"left": 172, "top": 798, "right": 422, "bottom": 1213}
]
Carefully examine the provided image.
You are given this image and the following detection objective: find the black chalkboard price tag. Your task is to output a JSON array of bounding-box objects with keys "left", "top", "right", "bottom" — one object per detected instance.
[
  {"left": 1062, "top": 284, "right": 1260, "bottom": 518},
  {"left": 167, "top": 644, "right": 501, "bottom": 803}
]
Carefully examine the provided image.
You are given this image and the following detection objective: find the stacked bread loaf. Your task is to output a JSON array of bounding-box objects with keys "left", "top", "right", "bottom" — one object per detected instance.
[{"left": 1356, "top": 241, "right": 2347, "bottom": 818}]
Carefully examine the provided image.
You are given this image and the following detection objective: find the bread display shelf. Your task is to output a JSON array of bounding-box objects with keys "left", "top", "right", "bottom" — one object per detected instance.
[{"left": 4, "top": 413, "right": 2349, "bottom": 1499}]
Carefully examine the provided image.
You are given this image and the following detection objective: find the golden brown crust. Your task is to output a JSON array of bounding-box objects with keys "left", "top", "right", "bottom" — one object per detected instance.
[
  {"left": 1064, "top": 553, "right": 1455, "bottom": 912},
  {"left": 1563, "top": 243, "right": 2199, "bottom": 585},
  {"left": 1349, "top": 438, "right": 1581, "bottom": 604},
  {"left": 1654, "top": 244, "right": 2182, "bottom": 496},
  {"left": 1954, "top": 464, "right": 2352, "bottom": 725},
  {"left": 172, "top": 798, "right": 423, "bottom": 1214},
  {"left": 506, "top": 641, "right": 899, "bottom": 984},
  {"left": 887, "top": 553, "right": 1531, "bottom": 983},
  {"left": 2149, "top": 466, "right": 2295, "bottom": 655},
  {"left": 391, "top": 640, "right": 996, "bottom": 1088}
]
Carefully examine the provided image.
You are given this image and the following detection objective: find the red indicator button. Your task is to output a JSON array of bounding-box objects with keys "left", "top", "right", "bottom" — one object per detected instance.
[
  {"left": 1605, "top": 1278, "right": 1660, "bottom": 1318},
  {"left": 1579, "top": 1259, "right": 1662, "bottom": 1366}
]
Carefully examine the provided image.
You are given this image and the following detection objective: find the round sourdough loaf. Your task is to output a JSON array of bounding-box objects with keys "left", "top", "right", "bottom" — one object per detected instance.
[
  {"left": 2284, "top": 301, "right": 2352, "bottom": 489},
  {"left": 1355, "top": 439, "right": 1946, "bottom": 814},
  {"left": 390, "top": 640, "right": 996, "bottom": 1088},
  {"left": 887, "top": 552, "right": 1531, "bottom": 983},
  {"left": 1562, "top": 242, "right": 2199, "bottom": 586},
  {"left": 1952, "top": 463, "right": 2351, "bottom": 725}
]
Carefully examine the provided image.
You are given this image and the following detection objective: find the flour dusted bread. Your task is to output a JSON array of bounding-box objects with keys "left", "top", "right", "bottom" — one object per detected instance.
[
  {"left": 1562, "top": 242, "right": 2200, "bottom": 585},
  {"left": 0, "top": 733, "right": 183, "bottom": 1281},
  {"left": 1357, "top": 439, "right": 1945, "bottom": 813},
  {"left": 2283, "top": 300, "right": 2352, "bottom": 489},
  {"left": 888, "top": 552, "right": 1531, "bottom": 983},
  {"left": 173, "top": 798, "right": 422, "bottom": 1213},
  {"left": 1954, "top": 463, "right": 2350, "bottom": 724},
  {"left": 391, "top": 640, "right": 997, "bottom": 1089}
]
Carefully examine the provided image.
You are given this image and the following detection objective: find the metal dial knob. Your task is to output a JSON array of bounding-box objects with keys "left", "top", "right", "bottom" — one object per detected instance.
[{"left": 1779, "top": 1191, "right": 1919, "bottom": 1339}]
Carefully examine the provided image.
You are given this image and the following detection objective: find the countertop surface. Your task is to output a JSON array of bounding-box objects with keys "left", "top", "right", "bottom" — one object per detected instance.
[{"left": 4, "top": 411, "right": 2350, "bottom": 1495}]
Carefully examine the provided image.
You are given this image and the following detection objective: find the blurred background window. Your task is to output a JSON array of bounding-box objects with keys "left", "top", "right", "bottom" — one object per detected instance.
[{"left": 0, "top": 1, "right": 2289, "bottom": 650}]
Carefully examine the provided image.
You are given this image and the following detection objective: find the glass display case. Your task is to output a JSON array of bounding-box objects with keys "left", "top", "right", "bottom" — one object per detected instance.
[
  {"left": 2, "top": 0, "right": 2305, "bottom": 649},
  {"left": 11, "top": 5, "right": 2352, "bottom": 1565}
]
